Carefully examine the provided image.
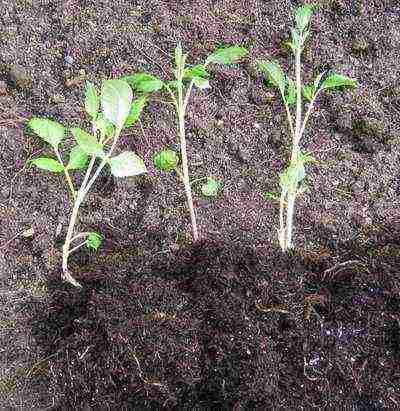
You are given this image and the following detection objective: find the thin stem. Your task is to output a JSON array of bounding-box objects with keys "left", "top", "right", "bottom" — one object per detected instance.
[
  {"left": 61, "top": 126, "right": 121, "bottom": 288},
  {"left": 69, "top": 241, "right": 87, "bottom": 255},
  {"left": 71, "top": 232, "right": 91, "bottom": 243},
  {"left": 281, "top": 98, "right": 295, "bottom": 139},
  {"left": 292, "top": 47, "right": 303, "bottom": 162},
  {"left": 279, "top": 190, "right": 286, "bottom": 251},
  {"left": 55, "top": 149, "right": 76, "bottom": 200},
  {"left": 285, "top": 191, "right": 296, "bottom": 250},
  {"left": 283, "top": 45, "right": 303, "bottom": 250},
  {"left": 62, "top": 195, "right": 83, "bottom": 288},
  {"left": 298, "top": 88, "right": 321, "bottom": 140},
  {"left": 176, "top": 63, "right": 199, "bottom": 242}
]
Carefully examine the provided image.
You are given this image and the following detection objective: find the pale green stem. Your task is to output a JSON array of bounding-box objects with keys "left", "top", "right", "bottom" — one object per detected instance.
[
  {"left": 71, "top": 232, "right": 91, "bottom": 243},
  {"left": 69, "top": 241, "right": 87, "bottom": 255},
  {"left": 280, "top": 44, "right": 303, "bottom": 252},
  {"left": 61, "top": 125, "right": 121, "bottom": 288},
  {"left": 298, "top": 88, "right": 321, "bottom": 139},
  {"left": 292, "top": 47, "right": 303, "bottom": 161},
  {"left": 55, "top": 149, "right": 76, "bottom": 200},
  {"left": 278, "top": 190, "right": 286, "bottom": 251},
  {"left": 174, "top": 62, "right": 199, "bottom": 242}
]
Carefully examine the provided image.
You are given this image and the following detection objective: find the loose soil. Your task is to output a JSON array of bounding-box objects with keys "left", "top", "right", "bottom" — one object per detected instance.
[{"left": 1, "top": 0, "right": 400, "bottom": 409}]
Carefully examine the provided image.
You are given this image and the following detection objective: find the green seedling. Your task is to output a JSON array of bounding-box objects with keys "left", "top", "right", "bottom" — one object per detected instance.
[
  {"left": 119, "top": 43, "right": 247, "bottom": 242},
  {"left": 27, "top": 79, "right": 148, "bottom": 287},
  {"left": 257, "top": 4, "right": 358, "bottom": 252}
]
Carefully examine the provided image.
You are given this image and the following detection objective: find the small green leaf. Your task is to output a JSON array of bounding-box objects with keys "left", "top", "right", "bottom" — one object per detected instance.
[
  {"left": 174, "top": 42, "right": 183, "bottom": 67},
  {"left": 257, "top": 59, "right": 286, "bottom": 94},
  {"left": 108, "top": 151, "right": 147, "bottom": 177},
  {"left": 183, "top": 64, "right": 209, "bottom": 80},
  {"left": 86, "top": 232, "right": 103, "bottom": 250},
  {"left": 153, "top": 149, "right": 179, "bottom": 172},
  {"left": 27, "top": 118, "right": 65, "bottom": 148},
  {"left": 31, "top": 157, "right": 64, "bottom": 173},
  {"left": 264, "top": 191, "right": 279, "bottom": 202},
  {"left": 295, "top": 4, "right": 316, "bottom": 31},
  {"left": 302, "top": 84, "right": 315, "bottom": 102},
  {"left": 205, "top": 45, "right": 248, "bottom": 67},
  {"left": 94, "top": 112, "right": 115, "bottom": 138},
  {"left": 284, "top": 77, "right": 296, "bottom": 105},
  {"left": 193, "top": 77, "right": 210, "bottom": 89},
  {"left": 297, "top": 150, "right": 315, "bottom": 164},
  {"left": 71, "top": 127, "right": 105, "bottom": 157},
  {"left": 84, "top": 81, "right": 99, "bottom": 120},
  {"left": 120, "top": 73, "right": 164, "bottom": 93},
  {"left": 124, "top": 96, "right": 148, "bottom": 128},
  {"left": 201, "top": 177, "right": 221, "bottom": 197},
  {"left": 101, "top": 79, "right": 133, "bottom": 129},
  {"left": 321, "top": 73, "right": 358, "bottom": 91},
  {"left": 67, "top": 146, "right": 88, "bottom": 170}
]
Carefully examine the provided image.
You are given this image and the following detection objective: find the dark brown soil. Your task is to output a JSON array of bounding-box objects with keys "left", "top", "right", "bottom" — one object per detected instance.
[{"left": 1, "top": 0, "right": 400, "bottom": 409}]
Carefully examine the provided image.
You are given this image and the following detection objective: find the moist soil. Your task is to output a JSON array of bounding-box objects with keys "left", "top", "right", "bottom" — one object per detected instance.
[{"left": 1, "top": 0, "right": 400, "bottom": 409}]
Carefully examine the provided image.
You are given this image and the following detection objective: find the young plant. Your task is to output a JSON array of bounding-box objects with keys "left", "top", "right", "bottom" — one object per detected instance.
[
  {"left": 27, "top": 79, "right": 148, "bottom": 287},
  {"left": 118, "top": 43, "right": 248, "bottom": 242},
  {"left": 257, "top": 4, "right": 358, "bottom": 252}
]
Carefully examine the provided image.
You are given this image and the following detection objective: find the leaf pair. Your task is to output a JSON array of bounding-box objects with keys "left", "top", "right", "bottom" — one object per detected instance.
[
  {"left": 258, "top": 59, "right": 358, "bottom": 104},
  {"left": 28, "top": 118, "right": 89, "bottom": 173}
]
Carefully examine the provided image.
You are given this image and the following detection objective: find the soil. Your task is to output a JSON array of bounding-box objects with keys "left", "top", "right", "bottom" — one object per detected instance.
[{"left": 1, "top": 0, "right": 400, "bottom": 409}]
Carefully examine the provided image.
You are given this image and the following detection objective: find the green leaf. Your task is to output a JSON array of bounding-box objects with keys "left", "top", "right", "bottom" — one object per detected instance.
[
  {"left": 174, "top": 42, "right": 183, "bottom": 67},
  {"left": 31, "top": 157, "right": 64, "bottom": 173},
  {"left": 284, "top": 77, "right": 296, "bottom": 105},
  {"left": 302, "top": 84, "right": 315, "bottom": 102},
  {"left": 204, "top": 45, "right": 248, "bottom": 66},
  {"left": 84, "top": 81, "right": 99, "bottom": 120},
  {"left": 201, "top": 177, "right": 221, "bottom": 197},
  {"left": 153, "top": 149, "right": 179, "bottom": 172},
  {"left": 120, "top": 73, "right": 164, "bottom": 93},
  {"left": 124, "top": 96, "right": 148, "bottom": 128},
  {"left": 257, "top": 59, "right": 286, "bottom": 94},
  {"left": 27, "top": 118, "right": 65, "bottom": 149},
  {"left": 71, "top": 127, "right": 105, "bottom": 158},
  {"left": 264, "top": 191, "right": 279, "bottom": 202},
  {"left": 280, "top": 164, "right": 304, "bottom": 192},
  {"left": 101, "top": 79, "right": 133, "bottom": 129},
  {"left": 108, "top": 151, "right": 147, "bottom": 177},
  {"left": 183, "top": 64, "right": 209, "bottom": 80},
  {"left": 94, "top": 112, "right": 115, "bottom": 138},
  {"left": 321, "top": 73, "right": 358, "bottom": 91},
  {"left": 193, "top": 76, "right": 210, "bottom": 89},
  {"left": 295, "top": 4, "right": 316, "bottom": 31},
  {"left": 297, "top": 150, "right": 315, "bottom": 164},
  {"left": 67, "top": 146, "right": 88, "bottom": 170},
  {"left": 86, "top": 232, "right": 103, "bottom": 250}
]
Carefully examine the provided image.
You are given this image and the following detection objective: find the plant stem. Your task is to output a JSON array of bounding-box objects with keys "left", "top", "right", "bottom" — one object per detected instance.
[
  {"left": 61, "top": 126, "right": 122, "bottom": 288},
  {"left": 69, "top": 241, "right": 87, "bottom": 255},
  {"left": 55, "top": 149, "right": 76, "bottom": 200},
  {"left": 279, "top": 44, "right": 304, "bottom": 252},
  {"left": 176, "top": 65, "right": 199, "bottom": 242}
]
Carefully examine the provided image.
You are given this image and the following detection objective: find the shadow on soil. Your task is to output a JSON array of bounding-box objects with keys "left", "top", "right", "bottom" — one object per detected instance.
[{"left": 27, "top": 220, "right": 400, "bottom": 409}]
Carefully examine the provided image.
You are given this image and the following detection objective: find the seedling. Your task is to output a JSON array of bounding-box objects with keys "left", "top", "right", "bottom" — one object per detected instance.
[
  {"left": 27, "top": 79, "right": 148, "bottom": 287},
  {"left": 118, "top": 43, "right": 247, "bottom": 242},
  {"left": 257, "top": 4, "right": 358, "bottom": 252}
]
